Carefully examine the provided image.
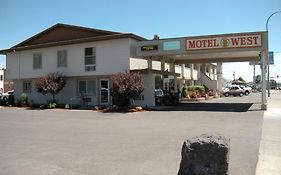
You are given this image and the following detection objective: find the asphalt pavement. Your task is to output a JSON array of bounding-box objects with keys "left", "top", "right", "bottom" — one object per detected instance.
[{"left": 0, "top": 100, "right": 263, "bottom": 175}]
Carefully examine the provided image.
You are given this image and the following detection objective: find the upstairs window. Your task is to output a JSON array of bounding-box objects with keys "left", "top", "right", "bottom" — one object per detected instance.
[
  {"left": 33, "top": 53, "right": 42, "bottom": 69},
  {"left": 0, "top": 75, "right": 3, "bottom": 81},
  {"left": 57, "top": 50, "right": 67, "bottom": 68},
  {"left": 84, "top": 47, "right": 96, "bottom": 71}
]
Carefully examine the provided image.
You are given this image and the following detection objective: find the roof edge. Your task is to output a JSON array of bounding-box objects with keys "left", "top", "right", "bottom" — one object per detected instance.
[
  {"left": 12, "top": 23, "right": 123, "bottom": 48},
  {"left": 0, "top": 33, "right": 147, "bottom": 54}
]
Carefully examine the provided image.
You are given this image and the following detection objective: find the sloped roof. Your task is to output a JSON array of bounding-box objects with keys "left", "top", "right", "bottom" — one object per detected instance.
[
  {"left": 0, "top": 23, "right": 146, "bottom": 54},
  {"left": 12, "top": 23, "right": 122, "bottom": 48}
]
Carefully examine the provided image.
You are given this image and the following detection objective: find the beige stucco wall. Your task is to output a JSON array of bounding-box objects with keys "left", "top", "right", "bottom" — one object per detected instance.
[{"left": 6, "top": 38, "right": 131, "bottom": 80}]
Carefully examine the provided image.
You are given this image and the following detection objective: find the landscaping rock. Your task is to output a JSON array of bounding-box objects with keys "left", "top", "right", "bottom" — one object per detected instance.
[{"left": 178, "top": 134, "right": 230, "bottom": 175}]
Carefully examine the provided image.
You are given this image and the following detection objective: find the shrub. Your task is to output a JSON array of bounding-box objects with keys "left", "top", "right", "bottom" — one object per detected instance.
[
  {"left": 187, "top": 85, "right": 205, "bottom": 93},
  {"left": 181, "top": 85, "right": 205, "bottom": 99},
  {"left": 20, "top": 93, "right": 28, "bottom": 106},
  {"left": 48, "top": 102, "right": 56, "bottom": 109},
  {"left": 111, "top": 71, "right": 144, "bottom": 107}
]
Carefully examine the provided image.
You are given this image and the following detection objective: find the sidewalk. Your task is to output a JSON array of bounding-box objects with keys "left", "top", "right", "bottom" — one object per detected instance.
[{"left": 256, "top": 90, "right": 281, "bottom": 175}]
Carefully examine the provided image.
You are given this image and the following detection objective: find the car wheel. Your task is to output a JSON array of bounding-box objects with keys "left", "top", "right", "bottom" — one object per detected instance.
[
  {"left": 245, "top": 91, "right": 249, "bottom": 96},
  {"left": 239, "top": 92, "right": 244, "bottom": 97},
  {"left": 224, "top": 93, "right": 229, "bottom": 97}
]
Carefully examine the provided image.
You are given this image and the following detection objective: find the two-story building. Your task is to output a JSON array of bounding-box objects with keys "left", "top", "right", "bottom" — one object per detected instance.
[{"left": 0, "top": 23, "right": 217, "bottom": 106}]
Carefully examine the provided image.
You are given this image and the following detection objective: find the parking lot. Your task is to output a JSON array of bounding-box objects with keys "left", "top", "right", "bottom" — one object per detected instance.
[{"left": 0, "top": 95, "right": 264, "bottom": 175}]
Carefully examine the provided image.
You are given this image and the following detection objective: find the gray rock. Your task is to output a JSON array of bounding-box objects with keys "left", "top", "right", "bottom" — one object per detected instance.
[{"left": 178, "top": 134, "right": 230, "bottom": 175}]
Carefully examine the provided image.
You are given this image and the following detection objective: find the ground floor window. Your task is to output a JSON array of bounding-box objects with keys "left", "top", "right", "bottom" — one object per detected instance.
[
  {"left": 78, "top": 80, "right": 96, "bottom": 95},
  {"left": 23, "top": 81, "right": 32, "bottom": 93}
]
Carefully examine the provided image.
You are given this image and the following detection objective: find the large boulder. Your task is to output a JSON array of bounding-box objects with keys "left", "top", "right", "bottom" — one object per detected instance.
[{"left": 178, "top": 134, "right": 230, "bottom": 175}]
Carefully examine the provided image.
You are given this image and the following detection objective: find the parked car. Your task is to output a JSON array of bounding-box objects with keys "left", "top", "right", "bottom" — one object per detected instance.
[
  {"left": 0, "top": 90, "right": 14, "bottom": 102},
  {"left": 240, "top": 85, "right": 252, "bottom": 96},
  {"left": 223, "top": 86, "right": 245, "bottom": 97},
  {"left": 155, "top": 89, "right": 164, "bottom": 105}
]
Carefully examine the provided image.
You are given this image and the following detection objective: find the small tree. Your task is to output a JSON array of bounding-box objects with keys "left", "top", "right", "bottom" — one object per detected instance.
[
  {"left": 35, "top": 72, "right": 66, "bottom": 102},
  {"left": 111, "top": 71, "right": 144, "bottom": 107},
  {"left": 238, "top": 76, "right": 246, "bottom": 83},
  {"left": 255, "top": 75, "right": 261, "bottom": 84}
]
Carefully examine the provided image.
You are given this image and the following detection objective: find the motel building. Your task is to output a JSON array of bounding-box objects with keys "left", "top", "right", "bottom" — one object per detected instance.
[{"left": 0, "top": 24, "right": 269, "bottom": 109}]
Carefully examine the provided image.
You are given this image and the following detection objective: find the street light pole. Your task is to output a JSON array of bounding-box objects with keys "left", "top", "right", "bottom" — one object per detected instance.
[{"left": 266, "top": 11, "right": 281, "bottom": 97}]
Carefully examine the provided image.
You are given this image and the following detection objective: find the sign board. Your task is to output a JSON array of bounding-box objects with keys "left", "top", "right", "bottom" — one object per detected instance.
[
  {"left": 163, "top": 41, "right": 181, "bottom": 51},
  {"left": 249, "top": 51, "right": 274, "bottom": 65},
  {"left": 269, "top": 51, "right": 274, "bottom": 65},
  {"left": 186, "top": 34, "right": 262, "bottom": 50},
  {"left": 140, "top": 45, "right": 158, "bottom": 51}
]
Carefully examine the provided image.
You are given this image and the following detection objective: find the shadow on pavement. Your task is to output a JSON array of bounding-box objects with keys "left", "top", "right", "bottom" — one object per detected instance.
[{"left": 151, "top": 103, "right": 254, "bottom": 112}]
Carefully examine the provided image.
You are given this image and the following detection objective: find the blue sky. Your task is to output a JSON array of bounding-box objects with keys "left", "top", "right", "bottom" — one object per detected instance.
[{"left": 0, "top": 0, "right": 280, "bottom": 82}]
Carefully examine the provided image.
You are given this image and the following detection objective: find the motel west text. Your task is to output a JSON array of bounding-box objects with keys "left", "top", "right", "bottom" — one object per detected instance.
[{"left": 186, "top": 34, "right": 262, "bottom": 50}]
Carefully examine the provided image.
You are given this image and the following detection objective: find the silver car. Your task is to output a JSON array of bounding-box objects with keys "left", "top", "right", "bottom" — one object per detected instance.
[{"left": 223, "top": 86, "right": 245, "bottom": 97}]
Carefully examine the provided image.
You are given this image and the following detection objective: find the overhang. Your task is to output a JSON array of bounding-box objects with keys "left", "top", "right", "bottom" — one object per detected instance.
[
  {"left": 136, "top": 31, "right": 268, "bottom": 63},
  {"left": 131, "top": 69, "right": 180, "bottom": 77}
]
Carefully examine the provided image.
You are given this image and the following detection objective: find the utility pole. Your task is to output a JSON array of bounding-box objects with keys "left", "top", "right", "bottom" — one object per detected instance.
[{"left": 266, "top": 11, "right": 281, "bottom": 97}]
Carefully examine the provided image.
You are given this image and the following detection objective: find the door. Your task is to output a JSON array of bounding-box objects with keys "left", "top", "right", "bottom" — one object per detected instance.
[{"left": 100, "top": 79, "right": 109, "bottom": 105}]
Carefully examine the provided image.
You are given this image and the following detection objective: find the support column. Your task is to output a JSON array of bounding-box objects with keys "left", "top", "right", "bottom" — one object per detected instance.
[
  {"left": 170, "top": 62, "right": 175, "bottom": 73},
  {"left": 147, "top": 57, "right": 152, "bottom": 69},
  {"left": 216, "top": 62, "right": 222, "bottom": 97},
  {"left": 253, "top": 65, "right": 256, "bottom": 87},
  {"left": 197, "top": 64, "right": 201, "bottom": 84},
  {"left": 203, "top": 64, "right": 207, "bottom": 74},
  {"left": 261, "top": 51, "right": 267, "bottom": 110},
  {"left": 181, "top": 64, "right": 185, "bottom": 79},
  {"left": 208, "top": 65, "right": 212, "bottom": 78},
  {"left": 161, "top": 58, "right": 165, "bottom": 71},
  {"left": 213, "top": 67, "right": 216, "bottom": 80},
  {"left": 190, "top": 64, "right": 194, "bottom": 85},
  {"left": 171, "top": 63, "right": 178, "bottom": 93}
]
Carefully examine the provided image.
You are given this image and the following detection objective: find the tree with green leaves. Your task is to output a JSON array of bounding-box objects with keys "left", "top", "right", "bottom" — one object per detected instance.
[
  {"left": 238, "top": 76, "right": 246, "bottom": 83},
  {"left": 255, "top": 75, "right": 261, "bottom": 84},
  {"left": 35, "top": 72, "right": 66, "bottom": 102},
  {"left": 270, "top": 79, "right": 277, "bottom": 89}
]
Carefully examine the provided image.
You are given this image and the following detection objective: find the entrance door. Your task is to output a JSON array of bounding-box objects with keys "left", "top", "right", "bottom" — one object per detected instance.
[{"left": 100, "top": 79, "right": 109, "bottom": 105}]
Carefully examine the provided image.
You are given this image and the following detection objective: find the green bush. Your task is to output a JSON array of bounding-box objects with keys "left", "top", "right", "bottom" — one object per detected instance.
[
  {"left": 48, "top": 102, "right": 56, "bottom": 109},
  {"left": 181, "top": 85, "right": 205, "bottom": 98},
  {"left": 187, "top": 85, "right": 205, "bottom": 93},
  {"left": 20, "top": 93, "right": 28, "bottom": 106}
]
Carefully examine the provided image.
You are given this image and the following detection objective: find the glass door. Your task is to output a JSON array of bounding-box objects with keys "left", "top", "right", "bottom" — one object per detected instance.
[{"left": 100, "top": 79, "right": 109, "bottom": 105}]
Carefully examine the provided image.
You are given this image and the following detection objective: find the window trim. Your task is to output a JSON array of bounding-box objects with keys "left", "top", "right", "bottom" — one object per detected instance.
[
  {"left": 23, "top": 81, "right": 32, "bottom": 93},
  {"left": 33, "top": 53, "right": 42, "bottom": 69},
  {"left": 77, "top": 79, "right": 97, "bottom": 95},
  {"left": 57, "top": 50, "right": 67, "bottom": 68},
  {"left": 84, "top": 47, "right": 96, "bottom": 72}
]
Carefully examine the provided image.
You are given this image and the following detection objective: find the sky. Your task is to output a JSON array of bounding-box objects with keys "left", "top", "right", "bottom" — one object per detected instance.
[{"left": 0, "top": 0, "right": 281, "bottom": 82}]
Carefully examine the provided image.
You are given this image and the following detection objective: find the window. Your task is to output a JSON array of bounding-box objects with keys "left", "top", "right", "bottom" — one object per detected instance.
[
  {"left": 78, "top": 80, "right": 96, "bottom": 94},
  {"left": 33, "top": 53, "right": 42, "bottom": 69},
  {"left": 0, "top": 75, "right": 3, "bottom": 81},
  {"left": 57, "top": 50, "right": 67, "bottom": 67},
  {"left": 23, "top": 81, "right": 32, "bottom": 93},
  {"left": 84, "top": 47, "right": 96, "bottom": 71}
]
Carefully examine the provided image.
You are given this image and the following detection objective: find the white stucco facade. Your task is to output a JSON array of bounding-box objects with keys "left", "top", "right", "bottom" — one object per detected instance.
[
  {"left": 6, "top": 38, "right": 136, "bottom": 106},
  {"left": 1, "top": 24, "right": 221, "bottom": 107}
]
